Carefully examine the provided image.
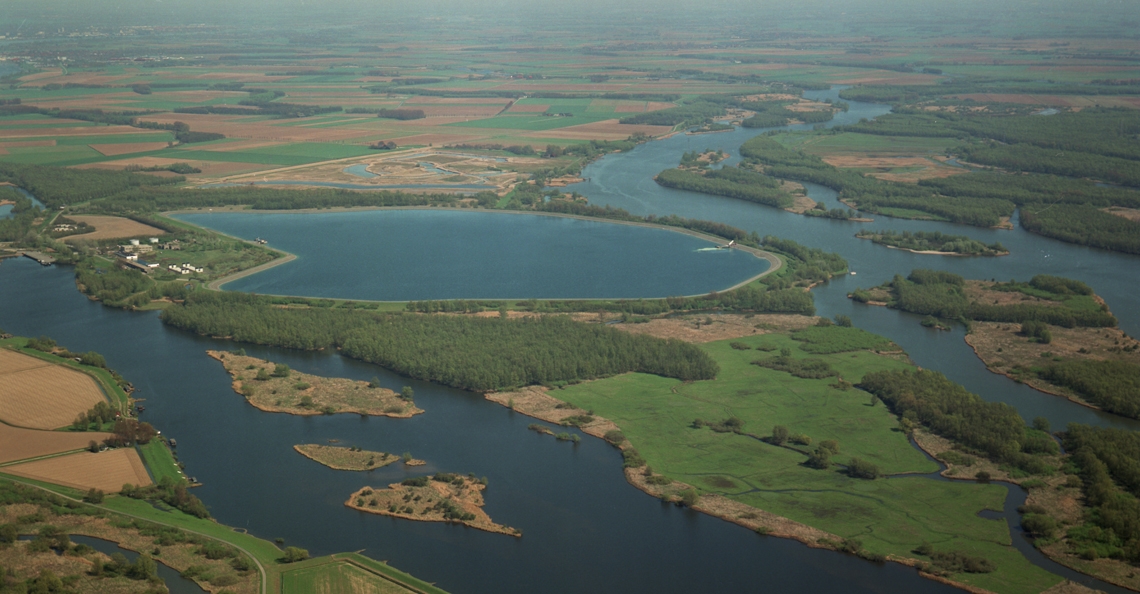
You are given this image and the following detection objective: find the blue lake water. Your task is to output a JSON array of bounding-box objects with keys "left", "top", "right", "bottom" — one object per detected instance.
[{"left": 173, "top": 209, "right": 768, "bottom": 300}]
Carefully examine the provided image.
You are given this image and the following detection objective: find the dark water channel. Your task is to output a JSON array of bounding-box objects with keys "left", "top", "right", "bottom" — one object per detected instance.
[{"left": 3, "top": 86, "right": 1138, "bottom": 592}]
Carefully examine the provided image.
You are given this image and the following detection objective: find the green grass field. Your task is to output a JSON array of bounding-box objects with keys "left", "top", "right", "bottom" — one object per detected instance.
[{"left": 552, "top": 329, "right": 1062, "bottom": 594}]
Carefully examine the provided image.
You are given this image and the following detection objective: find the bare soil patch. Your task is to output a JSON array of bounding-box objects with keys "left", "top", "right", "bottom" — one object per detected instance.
[
  {"left": 0, "top": 349, "right": 107, "bottom": 430},
  {"left": 0, "top": 141, "right": 57, "bottom": 150},
  {"left": 64, "top": 215, "right": 167, "bottom": 241},
  {"left": 609, "top": 313, "right": 816, "bottom": 343},
  {"left": 0, "top": 423, "right": 113, "bottom": 464},
  {"left": 486, "top": 386, "right": 619, "bottom": 440},
  {"left": 507, "top": 104, "right": 550, "bottom": 113},
  {"left": 1105, "top": 206, "right": 1140, "bottom": 222},
  {"left": 346, "top": 477, "right": 520, "bottom": 537},
  {"left": 89, "top": 142, "right": 171, "bottom": 156},
  {"left": 294, "top": 444, "right": 400, "bottom": 471},
  {"left": 393, "top": 132, "right": 486, "bottom": 146},
  {"left": 208, "top": 350, "right": 423, "bottom": 418},
  {"left": 0, "top": 125, "right": 141, "bottom": 139},
  {"left": 4, "top": 448, "right": 152, "bottom": 492}
]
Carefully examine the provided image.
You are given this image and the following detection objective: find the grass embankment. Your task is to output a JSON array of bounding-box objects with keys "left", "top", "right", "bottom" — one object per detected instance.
[
  {"left": 280, "top": 553, "right": 449, "bottom": 594},
  {"left": 208, "top": 350, "right": 423, "bottom": 418},
  {"left": 137, "top": 439, "right": 185, "bottom": 485},
  {"left": 510, "top": 326, "right": 1061, "bottom": 594},
  {"left": 345, "top": 475, "right": 519, "bottom": 538},
  {"left": 293, "top": 444, "right": 400, "bottom": 471}
]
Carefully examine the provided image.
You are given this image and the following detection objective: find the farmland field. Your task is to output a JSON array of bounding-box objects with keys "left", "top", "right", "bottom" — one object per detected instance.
[
  {"left": 0, "top": 423, "right": 112, "bottom": 465},
  {"left": 2, "top": 448, "right": 152, "bottom": 492},
  {"left": 65, "top": 215, "right": 167, "bottom": 241},
  {"left": 0, "top": 348, "right": 108, "bottom": 429}
]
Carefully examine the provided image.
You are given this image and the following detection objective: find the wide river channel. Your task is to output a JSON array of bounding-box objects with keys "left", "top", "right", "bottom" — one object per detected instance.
[{"left": 2, "top": 86, "right": 1139, "bottom": 593}]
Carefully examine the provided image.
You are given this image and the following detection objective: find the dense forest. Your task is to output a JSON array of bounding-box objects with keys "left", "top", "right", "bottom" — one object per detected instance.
[
  {"left": 859, "top": 369, "right": 1055, "bottom": 473},
  {"left": 0, "top": 163, "right": 183, "bottom": 209},
  {"left": 654, "top": 166, "right": 793, "bottom": 209},
  {"left": 160, "top": 292, "right": 718, "bottom": 391},
  {"left": 855, "top": 230, "right": 1006, "bottom": 256}
]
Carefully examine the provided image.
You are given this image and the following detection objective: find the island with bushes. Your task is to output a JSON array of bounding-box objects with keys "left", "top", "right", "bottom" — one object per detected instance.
[
  {"left": 855, "top": 230, "right": 1008, "bottom": 256},
  {"left": 345, "top": 474, "right": 520, "bottom": 537},
  {"left": 294, "top": 444, "right": 401, "bottom": 471},
  {"left": 207, "top": 350, "right": 423, "bottom": 417}
]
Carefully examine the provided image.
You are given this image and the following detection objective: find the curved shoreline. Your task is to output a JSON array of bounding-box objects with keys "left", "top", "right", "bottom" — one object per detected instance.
[{"left": 171, "top": 206, "right": 783, "bottom": 300}]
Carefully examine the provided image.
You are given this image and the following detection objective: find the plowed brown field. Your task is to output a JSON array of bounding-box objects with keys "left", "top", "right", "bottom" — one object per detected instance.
[
  {"left": 64, "top": 215, "right": 166, "bottom": 241},
  {"left": 0, "top": 349, "right": 107, "bottom": 430},
  {"left": 0, "top": 423, "right": 112, "bottom": 464},
  {"left": 4, "top": 449, "right": 152, "bottom": 492}
]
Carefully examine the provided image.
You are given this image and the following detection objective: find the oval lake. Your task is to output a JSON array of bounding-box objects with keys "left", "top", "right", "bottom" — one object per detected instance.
[{"left": 173, "top": 209, "right": 769, "bottom": 301}]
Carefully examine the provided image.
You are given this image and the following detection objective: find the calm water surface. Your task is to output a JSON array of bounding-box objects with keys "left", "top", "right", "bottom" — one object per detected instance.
[{"left": 174, "top": 209, "right": 768, "bottom": 300}]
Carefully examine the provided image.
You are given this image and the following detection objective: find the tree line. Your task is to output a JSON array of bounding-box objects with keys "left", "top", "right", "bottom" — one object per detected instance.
[{"left": 160, "top": 292, "right": 719, "bottom": 391}]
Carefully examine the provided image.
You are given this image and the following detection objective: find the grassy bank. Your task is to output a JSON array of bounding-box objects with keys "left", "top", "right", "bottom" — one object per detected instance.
[{"left": 547, "top": 328, "right": 1062, "bottom": 593}]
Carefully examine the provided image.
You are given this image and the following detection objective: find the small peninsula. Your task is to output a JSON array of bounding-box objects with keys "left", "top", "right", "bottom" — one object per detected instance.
[
  {"left": 346, "top": 474, "right": 520, "bottom": 537},
  {"left": 855, "top": 230, "right": 1008, "bottom": 256},
  {"left": 208, "top": 350, "right": 423, "bottom": 417},
  {"left": 294, "top": 444, "right": 401, "bottom": 470}
]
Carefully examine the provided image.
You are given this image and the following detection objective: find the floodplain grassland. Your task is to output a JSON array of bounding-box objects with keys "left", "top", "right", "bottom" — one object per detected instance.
[{"left": 547, "top": 328, "right": 1061, "bottom": 594}]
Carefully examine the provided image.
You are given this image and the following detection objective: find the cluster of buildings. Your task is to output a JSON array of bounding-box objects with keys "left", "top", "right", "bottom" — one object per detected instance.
[
  {"left": 168, "top": 263, "right": 204, "bottom": 275},
  {"left": 113, "top": 238, "right": 200, "bottom": 275}
]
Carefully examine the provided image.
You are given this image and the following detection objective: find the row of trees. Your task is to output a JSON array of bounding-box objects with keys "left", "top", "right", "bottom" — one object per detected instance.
[{"left": 160, "top": 293, "right": 719, "bottom": 391}]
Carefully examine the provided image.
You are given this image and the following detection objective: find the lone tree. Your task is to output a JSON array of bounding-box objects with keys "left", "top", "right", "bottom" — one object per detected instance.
[
  {"left": 280, "top": 547, "right": 310, "bottom": 563},
  {"left": 771, "top": 425, "right": 789, "bottom": 446}
]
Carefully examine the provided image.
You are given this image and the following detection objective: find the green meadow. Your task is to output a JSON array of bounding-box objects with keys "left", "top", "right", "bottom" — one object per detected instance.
[{"left": 553, "top": 328, "right": 1061, "bottom": 594}]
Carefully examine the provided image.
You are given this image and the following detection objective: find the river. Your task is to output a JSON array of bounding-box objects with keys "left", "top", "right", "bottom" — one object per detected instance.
[{"left": 2, "top": 86, "right": 1138, "bottom": 593}]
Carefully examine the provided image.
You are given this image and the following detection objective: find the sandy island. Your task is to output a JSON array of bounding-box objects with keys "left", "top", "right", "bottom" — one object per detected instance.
[
  {"left": 294, "top": 444, "right": 400, "bottom": 471},
  {"left": 208, "top": 350, "right": 423, "bottom": 418},
  {"left": 346, "top": 476, "right": 520, "bottom": 537}
]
